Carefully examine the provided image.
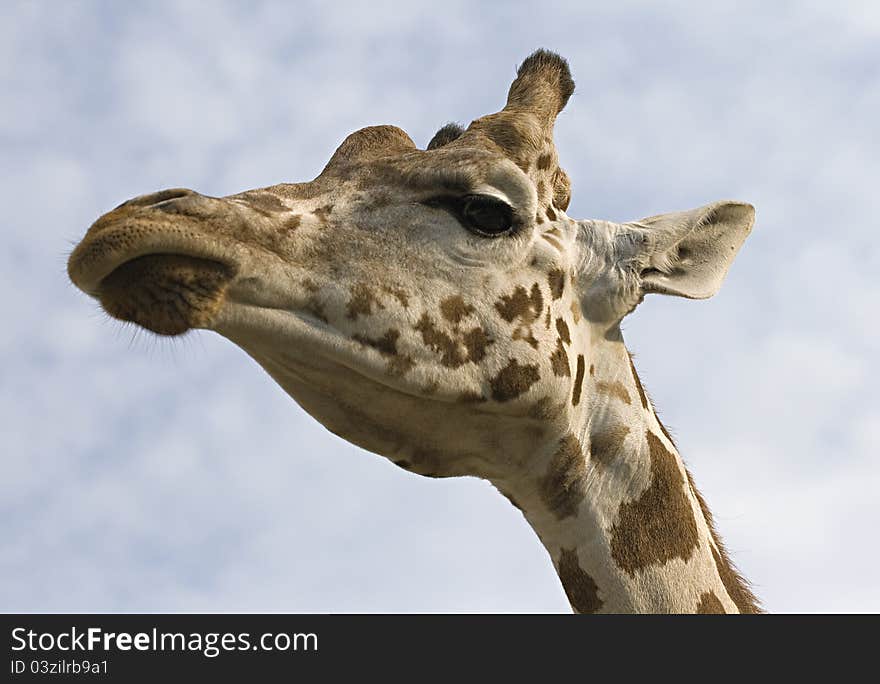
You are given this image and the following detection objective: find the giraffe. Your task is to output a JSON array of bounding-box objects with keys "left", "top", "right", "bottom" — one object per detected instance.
[{"left": 67, "top": 50, "right": 760, "bottom": 613}]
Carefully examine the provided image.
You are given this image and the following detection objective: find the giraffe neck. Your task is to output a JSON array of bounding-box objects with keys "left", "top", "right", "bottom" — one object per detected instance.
[{"left": 493, "top": 337, "right": 759, "bottom": 614}]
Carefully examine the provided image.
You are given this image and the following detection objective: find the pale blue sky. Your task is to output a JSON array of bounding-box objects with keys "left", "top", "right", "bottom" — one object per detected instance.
[{"left": 2, "top": 1, "right": 878, "bottom": 612}]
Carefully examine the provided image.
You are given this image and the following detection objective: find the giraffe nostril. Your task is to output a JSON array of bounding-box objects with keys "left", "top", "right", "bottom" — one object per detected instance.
[{"left": 114, "top": 188, "right": 197, "bottom": 210}]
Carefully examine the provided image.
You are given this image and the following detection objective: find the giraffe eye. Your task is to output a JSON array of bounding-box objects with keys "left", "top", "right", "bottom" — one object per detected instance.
[{"left": 460, "top": 195, "right": 513, "bottom": 237}]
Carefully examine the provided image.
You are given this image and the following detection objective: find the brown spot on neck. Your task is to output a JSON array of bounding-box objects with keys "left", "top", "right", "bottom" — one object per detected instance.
[
  {"left": 555, "top": 318, "right": 570, "bottom": 344},
  {"left": 609, "top": 431, "right": 699, "bottom": 575},
  {"left": 589, "top": 424, "right": 630, "bottom": 470},
  {"left": 571, "top": 354, "right": 585, "bottom": 406},
  {"left": 558, "top": 548, "right": 603, "bottom": 614},
  {"left": 696, "top": 591, "right": 726, "bottom": 614},
  {"left": 549, "top": 338, "right": 571, "bottom": 377},
  {"left": 540, "top": 434, "right": 586, "bottom": 519},
  {"left": 595, "top": 380, "right": 631, "bottom": 405}
]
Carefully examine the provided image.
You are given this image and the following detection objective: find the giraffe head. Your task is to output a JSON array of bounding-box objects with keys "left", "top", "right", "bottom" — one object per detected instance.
[{"left": 68, "top": 50, "right": 753, "bottom": 483}]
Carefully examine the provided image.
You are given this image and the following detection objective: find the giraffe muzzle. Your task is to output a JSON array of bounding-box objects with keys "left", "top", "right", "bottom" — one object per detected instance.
[{"left": 68, "top": 188, "right": 244, "bottom": 335}]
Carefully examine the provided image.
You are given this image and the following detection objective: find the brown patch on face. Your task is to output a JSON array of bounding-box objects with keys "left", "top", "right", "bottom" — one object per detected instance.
[
  {"left": 571, "top": 355, "right": 585, "bottom": 406},
  {"left": 589, "top": 364, "right": 595, "bottom": 376},
  {"left": 589, "top": 424, "right": 630, "bottom": 471},
  {"left": 346, "top": 283, "right": 384, "bottom": 320},
  {"left": 596, "top": 381, "right": 632, "bottom": 405},
  {"left": 440, "top": 295, "right": 474, "bottom": 324},
  {"left": 555, "top": 318, "right": 570, "bottom": 345},
  {"left": 570, "top": 300, "right": 581, "bottom": 324},
  {"left": 463, "top": 327, "right": 492, "bottom": 361},
  {"left": 353, "top": 328, "right": 399, "bottom": 356},
  {"left": 414, "top": 314, "right": 492, "bottom": 368},
  {"left": 609, "top": 431, "right": 699, "bottom": 575},
  {"left": 495, "top": 283, "right": 543, "bottom": 323},
  {"left": 535, "top": 212, "right": 545, "bottom": 225},
  {"left": 550, "top": 338, "right": 571, "bottom": 377},
  {"left": 236, "top": 191, "right": 288, "bottom": 215},
  {"left": 536, "top": 152, "right": 553, "bottom": 170},
  {"left": 544, "top": 308, "right": 551, "bottom": 329},
  {"left": 540, "top": 434, "right": 587, "bottom": 519},
  {"left": 558, "top": 548, "right": 603, "bottom": 614},
  {"left": 546, "top": 206, "right": 557, "bottom": 222},
  {"left": 313, "top": 204, "right": 334, "bottom": 224},
  {"left": 381, "top": 285, "right": 409, "bottom": 308},
  {"left": 282, "top": 214, "right": 301, "bottom": 235},
  {"left": 696, "top": 591, "right": 726, "bottom": 614},
  {"left": 495, "top": 283, "right": 544, "bottom": 349},
  {"left": 547, "top": 269, "right": 565, "bottom": 300},
  {"left": 490, "top": 358, "right": 540, "bottom": 402},
  {"left": 351, "top": 329, "right": 411, "bottom": 377},
  {"left": 628, "top": 353, "right": 649, "bottom": 410}
]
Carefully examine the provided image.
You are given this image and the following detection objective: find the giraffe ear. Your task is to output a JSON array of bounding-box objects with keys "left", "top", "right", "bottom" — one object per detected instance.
[{"left": 633, "top": 201, "right": 755, "bottom": 300}]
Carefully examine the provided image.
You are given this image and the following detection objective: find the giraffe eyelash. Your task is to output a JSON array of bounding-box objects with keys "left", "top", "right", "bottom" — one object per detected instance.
[{"left": 422, "top": 194, "right": 515, "bottom": 238}]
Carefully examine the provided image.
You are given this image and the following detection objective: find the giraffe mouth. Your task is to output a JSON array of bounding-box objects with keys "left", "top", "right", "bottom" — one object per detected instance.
[
  {"left": 97, "top": 253, "right": 236, "bottom": 336},
  {"left": 68, "top": 190, "right": 249, "bottom": 335}
]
